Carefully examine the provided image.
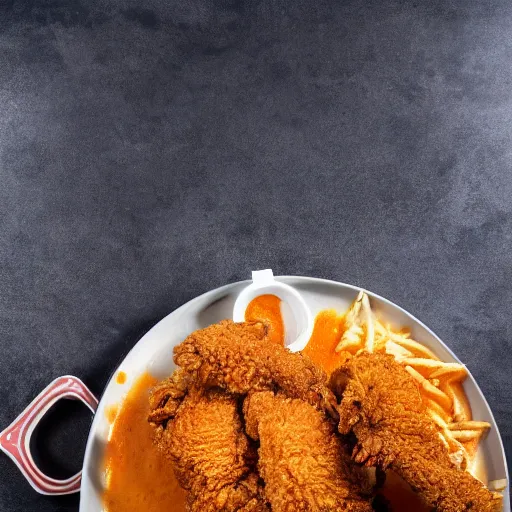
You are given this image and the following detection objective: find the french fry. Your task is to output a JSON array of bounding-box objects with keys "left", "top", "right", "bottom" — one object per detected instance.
[
  {"left": 405, "top": 366, "right": 452, "bottom": 412},
  {"left": 375, "top": 320, "right": 388, "bottom": 337},
  {"left": 374, "top": 320, "right": 407, "bottom": 353},
  {"left": 345, "top": 290, "right": 364, "bottom": 323},
  {"left": 459, "top": 428, "right": 490, "bottom": 466},
  {"left": 428, "top": 407, "right": 450, "bottom": 428},
  {"left": 384, "top": 340, "right": 414, "bottom": 360},
  {"left": 341, "top": 325, "right": 364, "bottom": 344},
  {"left": 401, "top": 358, "right": 465, "bottom": 379},
  {"left": 447, "top": 420, "right": 490, "bottom": 462},
  {"left": 376, "top": 320, "right": 411, "bottom": 338},
  {"left": 434, "top": 425, "right": 470, "bottom": 470},
  {"left": 426, "top": 397, "right": 453, "bottom": 424},
  {"left": 445, "top": 382, "right": 472, "bottom": 422},
  {"left": 488, "top": 479, "right": 507, "bottom": 492},
  {"left": 335, "top": 291, "right": 377, "bottom": 354},
  {"left": 430, "top": 365, "right": 468, "bottom": 383},
  {"left": 443, "top": 431, "right": 466, "bottom": 452},
  {"left": 336, "top": 325, "right": 365, "bottom": 354},
  {"left": 426, "top": 360, "right": 470, "bottom": 421},
  {"left": 450, "top": 430, "right": 487, "bottom": 442},
  {"left": 448, "top": 421, "right": 491, "bottom": 431},
  {"left": 438, "top": 431, "right": 450, "bottom": 450},
  {"left": 335, "top": 292, "right": 364, "bottom": 353},
  {"left": 387, "top": 334, "right": 440, "bottom": 360}
]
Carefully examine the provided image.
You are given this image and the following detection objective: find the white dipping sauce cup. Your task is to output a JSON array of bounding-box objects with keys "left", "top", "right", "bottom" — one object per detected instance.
[{"left": 232, "top": 269, "right": 314, "bottom": 352}]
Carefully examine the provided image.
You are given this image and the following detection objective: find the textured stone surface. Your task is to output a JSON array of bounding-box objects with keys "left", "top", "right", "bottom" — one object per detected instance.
[{"left": 1, "top": 0, "right": 511, "bottom": 509}]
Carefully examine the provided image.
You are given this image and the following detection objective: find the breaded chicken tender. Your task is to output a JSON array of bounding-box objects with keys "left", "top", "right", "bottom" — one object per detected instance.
[
  {"left": 243, "top": 391, "right": 373, "bottom": 512},
  {"left": 331, "top": 352, "right": 502, "bottom": 512},
  {"left": 151, "top": 384, "right": 267, "bottom": 512}
]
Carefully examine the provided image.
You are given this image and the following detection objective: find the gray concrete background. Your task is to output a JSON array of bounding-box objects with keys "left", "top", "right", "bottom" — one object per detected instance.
[{"left": 1, "top": 0, "right": 511, "bottom": 509}]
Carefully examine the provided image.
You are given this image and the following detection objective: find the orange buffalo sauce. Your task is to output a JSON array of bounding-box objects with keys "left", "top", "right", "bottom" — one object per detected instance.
[
  {"left": 302, "top": 310, "right": 346, "bottom": 374},
  {"left": 102, "top": 372, "right": 187, "bottom": 512},
  {"left": 245, "top": 294, "right": 284, "bottom": 345},
  {"left": 105, "top": 404, "right": 119, "bottom": 425}
]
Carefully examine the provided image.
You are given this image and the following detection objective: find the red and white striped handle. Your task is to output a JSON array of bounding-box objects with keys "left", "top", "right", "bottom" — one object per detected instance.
[{"left": 0, "top": 375, "right": 97, "bottom": 495}]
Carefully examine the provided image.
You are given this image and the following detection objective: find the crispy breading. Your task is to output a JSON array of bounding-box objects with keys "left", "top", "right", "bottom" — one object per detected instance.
[
  {"left": 243, "top": 391, "right": 373, "bottom": 512},
  {"left": 151, "top": 385, "right": 267, "bottom": 512},
  {"left": 174, "top": 319, "right": 337, "bottom": 415},
  {"left": 331, "top": 352, "right": 502, "bottom": 512},
  {"left": 148, "top": 368, "right": 192, "bottom": 424}
]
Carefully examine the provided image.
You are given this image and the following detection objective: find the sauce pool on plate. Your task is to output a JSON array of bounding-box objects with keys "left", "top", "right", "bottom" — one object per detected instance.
[
  {"left": 102, "top": 373, "right": 187, "bottom": 512},
  {"left": 302, "top": 309, "right": 347, "bottom": 374}
]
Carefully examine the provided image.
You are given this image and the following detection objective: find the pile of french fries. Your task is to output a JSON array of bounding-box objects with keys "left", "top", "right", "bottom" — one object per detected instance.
[{"left": 335, "top": 291, "right": 503, "bottom": 488}]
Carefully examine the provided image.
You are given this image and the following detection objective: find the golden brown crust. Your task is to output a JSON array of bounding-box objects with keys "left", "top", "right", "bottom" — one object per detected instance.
[
  {"left": 332, "top": 352, "right": 502, "bottom": 512},
  {"left": 148, "top": 368, "right": 192, "bottom": 424},
  {"left": 243, "top": 391, "right": 373, "bottom": 512},
  {"left": 153, "top": 386, "right": 268, "bottom": 512},
  {"left": 174, "top": 319, "right": 337, "bottom": 415}
]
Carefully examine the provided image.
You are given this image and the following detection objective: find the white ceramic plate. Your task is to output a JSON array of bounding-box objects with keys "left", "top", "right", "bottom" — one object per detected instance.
[{"left": 79, "top": 276, "right": 510, "bottom": 511}]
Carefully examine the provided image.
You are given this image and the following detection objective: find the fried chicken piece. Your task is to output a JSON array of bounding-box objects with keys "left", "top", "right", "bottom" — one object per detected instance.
[
  {"left": 331, "top": 352, "right": 502, "bottom": 512},
  {"left": 148, "top": 367, "right": 192, "bottom": 424},
  {"left": 243, "top": 391, "right": 373, "bottom": 512},
  {"left": 151, "top": 383, "right": 267, "bottom": 512},
  {"left": 174, "top": 319, "right": 337, "bottom": 415}
]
